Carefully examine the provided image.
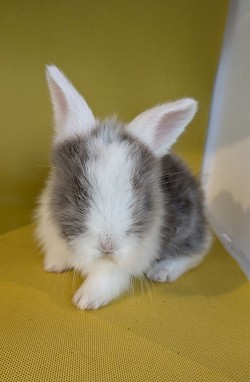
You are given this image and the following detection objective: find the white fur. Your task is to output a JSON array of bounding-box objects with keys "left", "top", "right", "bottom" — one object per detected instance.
[
  {"left": 35, "top": 183, "right": 72, "bottom": 272},
  {"left": 127, "top": 99, "right": 198, "bottom": 157},
  {"left": 73, "top": 261, "right": 130, "bottom": 310},
  {"left": 70, "top": 228, "right": 163, "bottom": 310},
  {"left": 86, "top": 140, "right": 135, "bottom": 241}
]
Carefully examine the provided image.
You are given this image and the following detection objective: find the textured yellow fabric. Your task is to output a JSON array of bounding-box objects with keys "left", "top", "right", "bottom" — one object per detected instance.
[{"left": 1, "top": 225, "right": 249, "bottom": 381}]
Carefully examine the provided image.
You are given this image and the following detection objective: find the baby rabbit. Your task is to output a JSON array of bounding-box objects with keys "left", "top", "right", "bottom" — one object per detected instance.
[{"left": 36, "top": 66, "right": 211, "bottom": 310}]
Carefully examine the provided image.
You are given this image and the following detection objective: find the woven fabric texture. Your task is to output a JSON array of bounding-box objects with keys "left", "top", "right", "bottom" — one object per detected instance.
[{"left": 1, "top": 225, "right": 250, "bottom": 381}]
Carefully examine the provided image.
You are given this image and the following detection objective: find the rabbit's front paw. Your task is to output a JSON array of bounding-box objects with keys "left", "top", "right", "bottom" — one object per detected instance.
[
  {"left": 43, "top": 245, "right": 71, "bottom": 273},
  {"left": 146, "top": 260, "right": 178, "bottom": 282},
  {"left": 73, "top": 282, "right": 109, "bottom": 310},
  {"left": 44, "top": 257, "right": 70, "bottom": 273},
  {"left": 146, "top": 255, "right": 205, "bottom": 282}
]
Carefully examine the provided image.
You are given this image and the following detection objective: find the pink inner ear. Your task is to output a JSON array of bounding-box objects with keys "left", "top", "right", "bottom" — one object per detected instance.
[
  {"left": 155, "top": 110, "right": 186, "bottom": 146},
  {"left": 50, "top": 79, "right": 69, "bottom": 123}
]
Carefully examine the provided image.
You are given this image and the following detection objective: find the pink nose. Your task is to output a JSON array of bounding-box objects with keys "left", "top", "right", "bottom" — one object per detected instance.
[{"left": 100, "top": 240, "right": 114, "bottom": 254}]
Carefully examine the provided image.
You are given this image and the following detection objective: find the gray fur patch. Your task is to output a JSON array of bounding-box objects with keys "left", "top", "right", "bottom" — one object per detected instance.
[
  {"left": 129, "top": 143, "right": 160, "bottom": 235},
  {"left": 158, "top": 153, "right": 208, "bottom": 259},
  {"left": 49, "top": 135, "right": 91, "bottom": 239}
]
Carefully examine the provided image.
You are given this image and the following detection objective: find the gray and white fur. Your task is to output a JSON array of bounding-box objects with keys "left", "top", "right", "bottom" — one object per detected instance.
[{"left": 36, "top": 66, "right": 211, "bottom": 310}]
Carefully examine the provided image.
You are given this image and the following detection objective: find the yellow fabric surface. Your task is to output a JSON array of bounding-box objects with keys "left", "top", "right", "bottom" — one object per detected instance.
[{"left": 1, "top": 225, "right": 249, "bottom": 381}]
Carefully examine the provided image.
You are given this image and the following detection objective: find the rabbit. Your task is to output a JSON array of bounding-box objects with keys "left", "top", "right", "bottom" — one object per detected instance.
[{"left": 35, "top": 65, "right": 211, "bottom": 310}]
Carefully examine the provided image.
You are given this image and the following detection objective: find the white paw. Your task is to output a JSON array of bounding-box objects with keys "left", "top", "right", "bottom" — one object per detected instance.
[
  {"left": 73, "top": 283, "right": 109, "bottom": 310},
  {"left": 146, "top": 260, "right": 179, "bottom": 282},
  {"left": 146, "top": 255, "right": 204, "bottom": 283},
  {"left": 44, "top": 258, "right": 70, "bottom": 273}
]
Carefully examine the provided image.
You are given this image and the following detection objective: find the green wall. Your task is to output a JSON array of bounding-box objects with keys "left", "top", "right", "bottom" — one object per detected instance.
[{"left": 0, "top": 0, "right": 228, "bottom": 233}]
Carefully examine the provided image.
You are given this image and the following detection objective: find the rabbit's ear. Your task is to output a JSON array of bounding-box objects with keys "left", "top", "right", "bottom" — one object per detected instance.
[
  {"left": 46, "top": 65, "right": 95, "bottom": 141},
  {"left": 127, "top": 99, "right": 198, "bottom": 157}
]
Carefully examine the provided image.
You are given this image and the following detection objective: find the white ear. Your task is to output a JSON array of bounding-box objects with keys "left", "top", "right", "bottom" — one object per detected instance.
[
  {"left": 46, "top": 65, "right": 95, "bottom": 141},
  {"left": 127, "top": 98, "right": 198, "bottom": 157}
]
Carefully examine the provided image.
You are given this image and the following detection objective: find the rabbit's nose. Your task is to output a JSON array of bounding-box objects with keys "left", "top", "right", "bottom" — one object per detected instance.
[{"left": 100, "top": 237, "right": 114, "bottom": 254}]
